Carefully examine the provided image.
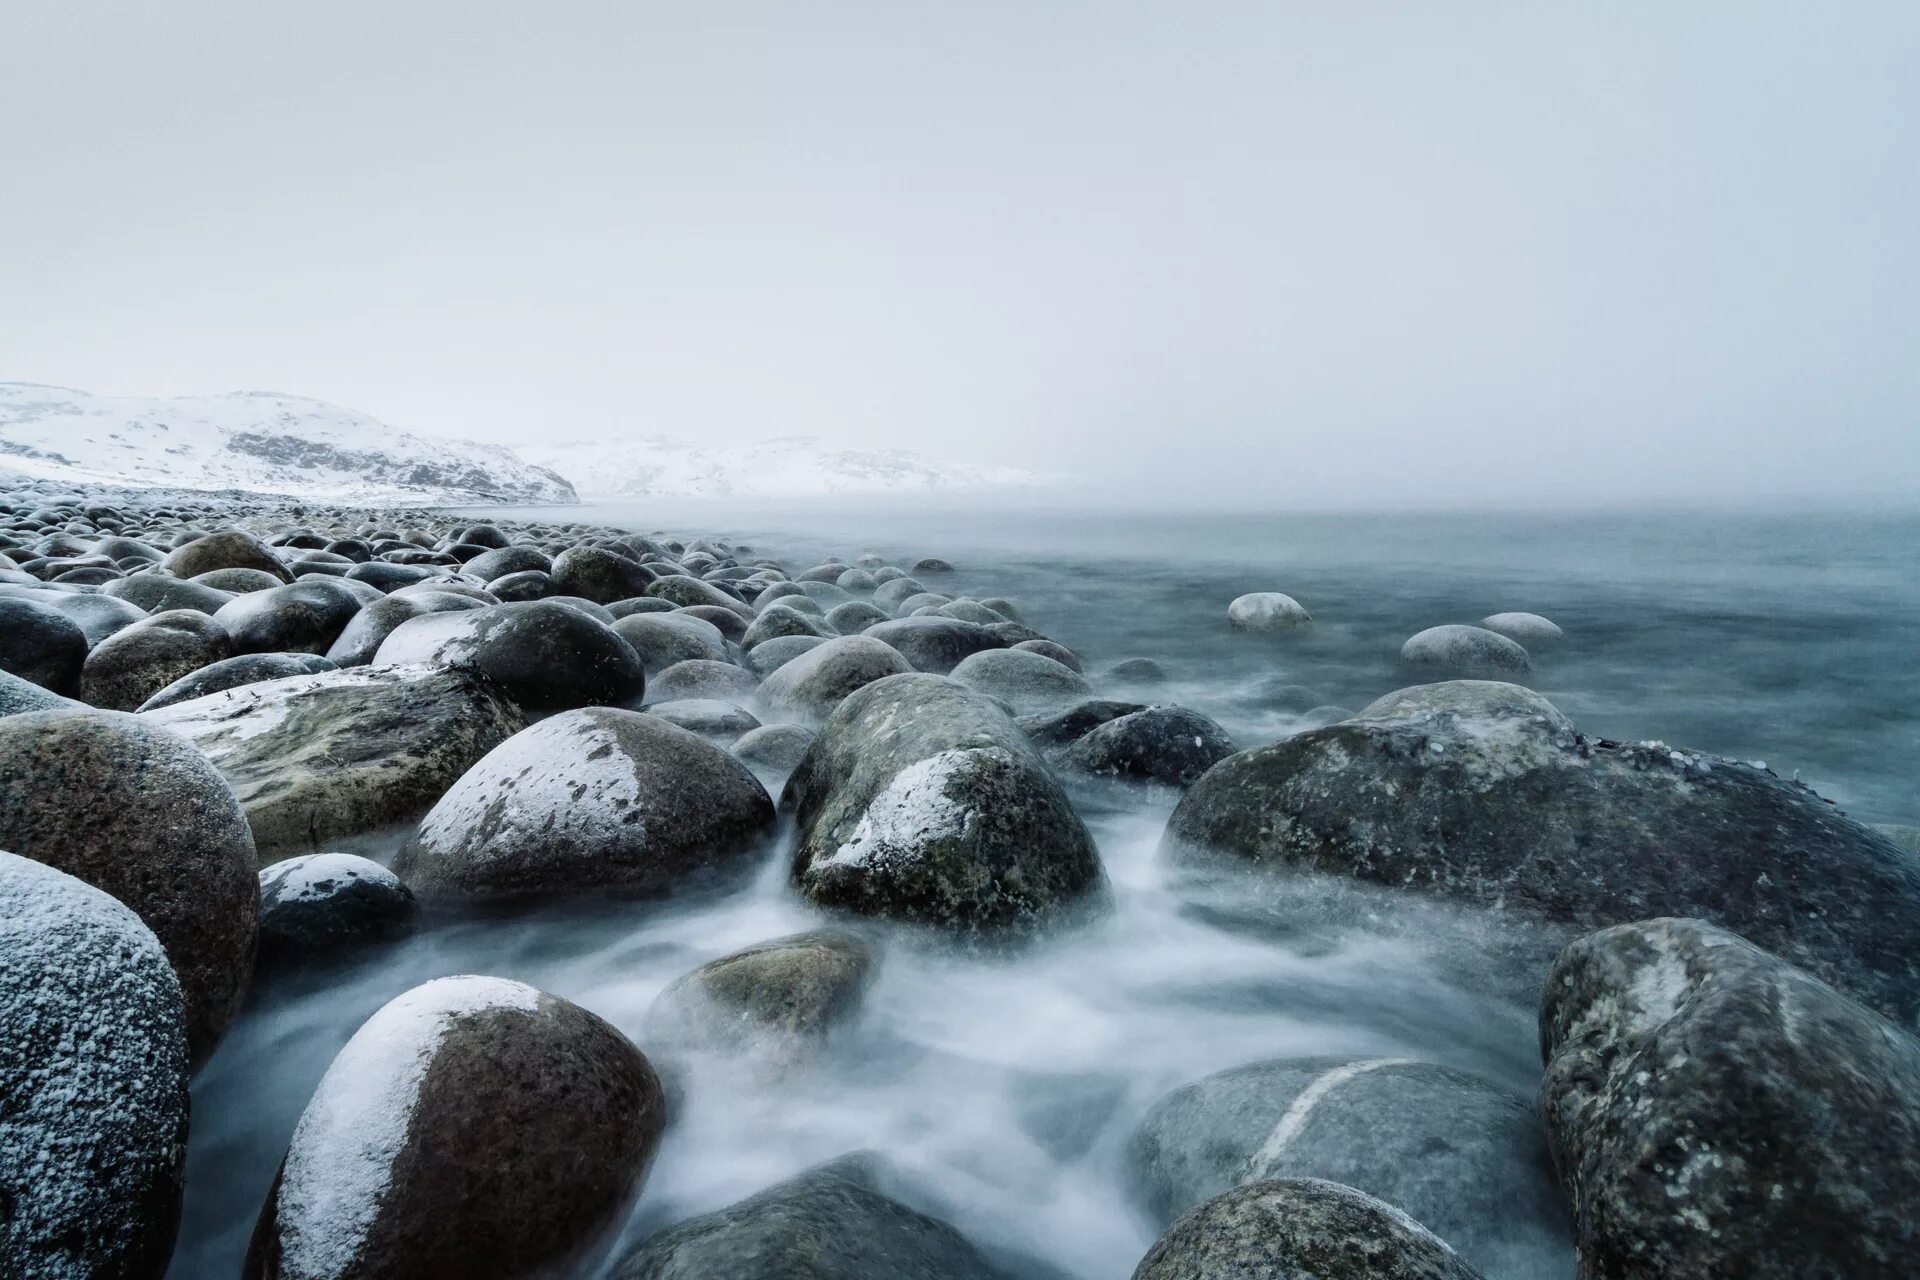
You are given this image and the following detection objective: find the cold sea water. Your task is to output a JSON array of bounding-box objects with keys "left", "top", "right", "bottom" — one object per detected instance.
[{"left": 171, "top": 503, "right": 1920, "bottom": 1278}]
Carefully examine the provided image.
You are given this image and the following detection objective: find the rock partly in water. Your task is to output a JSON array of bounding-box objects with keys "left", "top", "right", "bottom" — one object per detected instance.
[
  {"left": 646, "top": 928, "right": 876, "bottom": 1070},
  {"left": 0, "top": 852, "right": 191, "bottom": 1280},
  {"left": 948, "top": 647, "right": 1092, "bottom": 714},
  {"left": 256, "top": 852, "right": 421, "bottom": 969},
  {"left": 861, "top": 617, "right": 1005, "bottom": 675},
  {"left": 1539, "top": 917, "right": 1920, "bottom": 1280},
  {"left": 1061, "top": 706, "right": 1239, "bottom": 790},
  {"left": 646, "top": 698, "right": 761, "bottom": 740},
  {"left": 610, "top": 612, "right": 730, "bottom": 675},
  {"left": 1226, "top": 592, "right": 1312, "bottom": 632},
  {"left": 757, "top": 635, "right": 915, "bottom": 724},
  {"left": 732, "top": 722, "right": 817, "bottom": 774},
  {"left": 1480, "top": 612, "right": 1564, "bottom": 647},
  {"left": 1399, "top": 625, "right": 1530, "bottom": 676},
  {"left": 246, "top": 975, "right": 665, "bottom": 1280}
]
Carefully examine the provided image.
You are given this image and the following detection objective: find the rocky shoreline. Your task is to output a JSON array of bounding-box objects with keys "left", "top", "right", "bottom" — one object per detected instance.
[{"left": 1, "top": 475, "right": 1915, "bottom": 1280}]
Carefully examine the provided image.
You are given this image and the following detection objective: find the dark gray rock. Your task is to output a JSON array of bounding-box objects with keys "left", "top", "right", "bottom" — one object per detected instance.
[
  {"left": 1132, "top": 1179, "right": 1485, "bottom": 1280},
  {"left": 33, "top": 590, "right": 149, "bottom": 646},
  {"left": 214, "top": 578, "right": 365, "bottom": 655},
  {"left": 1062, "top": 706, "right": 1239, "bottom": 789},
  {"left": 256, "top": 852, "right": 420, "bottom": 968},
  {"left": 785, "top": 674, "right": 1105, "bottom": 936},
  {"left": 645, "top": 658, "right": 759, "bottom": 705},
  {"left": 680, "top": 603, "right": 749, "bottom": 643},
  {"left": 374, "top": 600, "right": 647, "bottom": 714},
  {"left": 1130, "top": 1058, "right": 1565, "bottom": 1276},
  {"left": 394, "top": 707, "right": 775, "bottom": 905},
  {"left": 551, "top": 545, "right": 658, "bottom": 604},
  {"left": 1399, "top": 625, "right": 1530, "bottom": 676},
  {"left": 1163, "top": 679, "right": 1920, "bottom": 1023},
  {"left": 146, "top": 664, "right": 526, "bottom": 862},
  {"left": 1480, "top": 612, "right": 1564, "bottom": 647},
  {"left": 323, "top": 590, "right": 485, "bottom": 666},
  {"left": 647, "top": 574, "right": 754, "bottom": 618},
  {"left": 862, "top": 617, "right": 1005, "bottom": 674},
  {"left": 0, "top": 667, "right": 81, "bottom": 719},
  {"left": 872, "top": 577, "right": 929, "bottom": 612},
  {"left": 0, "top": 709, "right": 258, "bottom": 1060},
  {"left": 0, "top": 852, "right": 190, "bottom": 1280},
  {"left": 646, "top": 698, "right": 761, "bottom": 739},
  {"left": 0, "top": 596, "right": 87, "bottom": 694},
  {"left": 1102, "top": 656, "right": 1168, "bottom": 685},
  {"left": 1017, "top": 699, "right": 1149, "bottom": 751},
  {"left": 487, "top": 568, "right": 553, "bottom": 600},
  {"left": 646, "top": 928, "right": 876, "bottom": 1068},
  {"left": 611, "top": 612, "right": 730, "bottom": 675},
  {"left": 949, "top": 647, "right": 1092, "bottom": 714},
  {"left": 742, "top": 603, "right": 831, "bottom": 649},
  {"left": 745, "top": 634, "right": 828, "bottom": 676},
  {"left": 912, "top": 558, "right": 955, "bottom": 573},
  {"left": 826, "top": 600, "right": 891, "bottom": 634},
  {"left": 79, "top": 609, "right": 234, "bottom": 711},
  {"left": 1013, "top": 639, "right": 1082, "bottom": 672},
  {"left": 1539, "top": 917, "right": 1920, "bottom": 1280},
  {"left": 612, "top": 1154, "right": 1001, "bottom": 1280},
  {"left": 193, "top": 566, "right": 288, "bottom": 594},
  {"left": 246, "top": 976, "right": 663, "bottom": 1280},
  {"left": 757, "top": 635, "right": 914, "bottom": 724},
  {"left": 137, "top": 652, "right": 337, "bottom": 712},
  {"left": 163, "top": 530, "right": 291, "bottom": 582},
  {"left": 101, "top": 573, "right": 235, "bottom": 615},
  {"left": 467, "top": 544, "right": 551, "bottom": 581}
]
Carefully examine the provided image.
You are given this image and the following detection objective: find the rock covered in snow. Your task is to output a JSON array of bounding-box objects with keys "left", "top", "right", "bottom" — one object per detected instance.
[
  {"left": 1162, "top": 679, "right": 1920, "bottom": 1023},
  {"left": 145, "top": 664, "right": 525, "bottom": 862},
  {"left": 785, "top": 673, "right": 1105, "bottom": 937},
  {"left": 257, "top": 853, "right": 421, "bottom": 969},
  {"left": 373, "top": 599, "right": 646, "bottom": 714},
  {"left": 0, "top": 708, "right": 258, "bottom": 1059},
  {"left": 394, "top": 707, "right": 775, "bottom": 905},
  {"left": 1399, "top": 625, "right": 1530, "bottom": 676},
  {"left": 0, "top": 851, "right": 190, "bottom": 1280},
  {"left": 245, "top": 976, "right": 663, "bottom": 1279},
  {"left": 1226, "top": 591, "right": 1312, "bottom": 632},
  {"left": 1539, "top": 917, "right": 1920, "bottom": 1280}
]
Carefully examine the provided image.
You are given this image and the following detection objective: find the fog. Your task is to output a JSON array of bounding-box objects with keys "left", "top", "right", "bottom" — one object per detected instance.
[{"left": 4, "top": 1, "right": 1916, "bottom": 507}]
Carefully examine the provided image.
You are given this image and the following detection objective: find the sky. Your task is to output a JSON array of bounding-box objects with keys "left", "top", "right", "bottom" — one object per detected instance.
[{"left": 3, "top": 1, "right": 1916, "bottom": 507}]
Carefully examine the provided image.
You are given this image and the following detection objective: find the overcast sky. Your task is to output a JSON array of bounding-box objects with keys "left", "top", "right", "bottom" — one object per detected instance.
[{"left": 4, "top": 1, "right": 1916, "bottom": 506}]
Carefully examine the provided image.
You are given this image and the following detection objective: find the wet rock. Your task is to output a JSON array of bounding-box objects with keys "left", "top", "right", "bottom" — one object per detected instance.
[
  {"left": 0, "top": 596, "right": 88, "bottom": 694},
  {"left": 1017, "top": 699, "right": 1149, "bottom": 751},
  {"left": 466, "top": 544, "right": 550, "bottom": 581},
  {"left": 137, "top": 652, "right": 338, "bottom": 712},
  {"left": 214, "top": 579, "right": 365, "bottom": 655},
  {"left": 0, "top": 852, "right": 190, "bottom": 1280},
  {"left": 872, "top": 576, "right": 930, "bottom": 612},
  {"left": 647, "top": 698, "right": 761, "bottom": 740},
  {"left": 949, "top": 647, "right": 1092, "bottom": 714},
  {"left": 551, "top": 545, "right": 658, "bottom": 604},
  {"left": 645, "top": 658, "right": 759, "bottom": 705},
  {"left": 194, "top": 567, "right": 289, "bottom": 594},
  {"left": 742, "top": 603, "right": 831, "bottom": 649},
  {"left": 1480, "top": 612, "right": 1564, "bottom": 647},
  {"left": 608, "top": 596, "right": 677, "bottom": 618},
  {"left": 861, "top": 617, "right": 1006, "bottom": 674},
  {"left": 394, "top": 707, "right": 775, "bottom": 905},
  {"left": 1013, "top": 639, "right": 1082, "bottom": 672},
  {"left": 257, "top": 852, "right": 420, "bottom": 968},
  {"left": 612, "top": 1154, "right": 1000, "bottom": 1280},
  {"left": 835, "top": 567, "right": 879, "bottom": 593},
  {"left": 757, "top": 635, "right": 915, "bottom": 723},
  {"left": 1130, "top": 1057, "right": 1564, "bottom": 1275},
  {"left": 345, "top": 561, "right": 445, "bottom": 592},
  {"left": 1876, "top": 823, "right": 1920, "bottom": 853},
  {"left": 0, "top": 667, "right": 81, "bottom": 719},
  {"left": 786, "top": 674, "right": 1105, "bottom": 936},
  {"left": 826, "top": 600, "right": 891, "bottom": 633},
  {"left": 680, "top": 604, "right": 749, "bottom": 642},
  {"left": 646, "top": 928, "right": 876, "bottom": 1066},
  {"left": 101, "top": 573, "right": 235, "bottom": 616},
  {"left": 374, "top": 600, "right": 647, "bottom": 714},
  {"left": 913, "top": 557, "right": 955, "bottom": 574},
  {"left": 939, "top": 599, "right": 1008, "bottom": 626},
  {"left": 0, "top": 709, "right": 258, "bottom": 1059},
  {"left": 1540, "top": 917, "right": 1920, "bottom": 1280},
  {"left": 79, "top": 610, "right": 234, "bottom": 711},
  {"left": 611, "top": 612, "right": 730, "bottom": 675},
  {"left": 647, "top": 574, "right": 754, "bottom": 618},
  {"left": 1061, "top": 706, "right": 1239, "bottom": 789},
  {"left": 733, "top": 722, "right": 817, "bottom": 773},
  {"left": 745, "top": 634, "right": 828, "bottom": 676},
  {"left": 34, "top": 590, "right": 149, "bottom": 646},
  {"left": 146, "top": 664, "right": 525, "bottom": 862},
  {"left": 487, "top": 568, "right": 553, "bottom": 600},
  {"left": 1102, "top": 656, "right": 1168, "bottom": 685},
  {"left": 323, "top": 590, "right": 485, "bottom": 666},
  {"left": 164, "top": 530, "right": 292, "bottom": 582},
  {"left": 1227, "top": 592, "right": 1312, "bottom": 631},
  {"left": 1163, "top": 679, "right": 1920, "bottom": 1022},
  {"left": 1400, "top": 625, "right": 1530, "bottom": 676},
  {"left": 246, "top": 976, "right": 664, "bottom": 1280},
  {"left": 1132, "top": 1178, "right": 1485, "bottom": 1280}
]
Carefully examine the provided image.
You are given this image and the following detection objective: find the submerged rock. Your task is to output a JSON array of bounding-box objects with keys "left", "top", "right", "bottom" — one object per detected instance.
[
  {"left": 646, "top": 697, "right": 761, "bottom": 740},
  {"left": 246, "top": 976, "right": 664, "bottom": 1280},
  {"left": 0, "top": 852, "right": 190, "bottom": 1280},
  {"left": 0, "top": 709, "right": 258, "bottom": 1060},
  {"left": 374, "top": 600, "right": 646, "bottom": 714},
  {"left": 1399, "top": 625, "right": 1530, "bottom": 676},
  {"left": 145, "top": 664, "right": 525, "bottom": 861},
  {"left": 1539, "top": 918, "right": 1920, "bottom": 1280},
  {"left": 257, "top": 852, "right": 421, "bottom": 969},
  {"left": 395, "top": 707, "right": 775, "bottom": 905},
  {"left": 612, "top": 1154, "right": 1001, "bottom": 1280},
  {"left": 1227, "top": 591, "right": 1312, "bottom": 631},
  {"left": 786, "top": 674, "right": 1105, "bottom": 936},
  {"left": 1132, "top": 1178, "right": 1485, "bottom": 1280},
  {"left": 646, "top": 928, "right": 876, "bottom": 1068},
  {"left": 1163, "top": 680, "right": 1920, "bottom": 1023},
  {"left": 1129, "top": 1057, "right": 1565, "bottom": 1275},
  {"left": 948, "top": 647, "right": 1091, "bottom": 714}
]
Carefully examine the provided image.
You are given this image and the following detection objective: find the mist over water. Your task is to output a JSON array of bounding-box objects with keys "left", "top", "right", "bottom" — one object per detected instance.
[{"left": 171, "top": 502, "right": 1918, "bottom": 1278}]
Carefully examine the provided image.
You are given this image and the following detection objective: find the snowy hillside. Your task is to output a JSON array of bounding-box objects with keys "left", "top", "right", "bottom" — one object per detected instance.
[
  {"left": 0, "top": 384, "right": 576, "bottom": 505},
  {"left": 520, "top": 435, "right": 1049, "bottom": 499}
]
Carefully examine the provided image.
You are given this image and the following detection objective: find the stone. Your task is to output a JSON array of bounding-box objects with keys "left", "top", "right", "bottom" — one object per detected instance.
[
  {"left": 646, "top": 698, "right": 761, "bottom": 739},
  {"left": 551, "top": 545, "right": 658, "bottom": 604},
  {"left": 0, "top": 596, "right": 88, "bottom": 694},
  {"left": 136, "top": 652, "right": 336, "bottom": 712},
  {"left": 742, "top": 604, "right": 831, "bottom": 650},
  {"left": 1480, "top": 612, "right": 1564, "bottom": 647},
  {"left": 1013, "top": 639, "right": 1082, "bottom": 672},
  {"left": 214, "top": 579, "right": 366, "bottom": 655},
  {"left": 610, "top": 612, "right": 730, "bottom": 675},
  {"left": 1226, "top": 592, "right": 1312, "bottom": 631},
  {"left": 164, "top": 530, "right": 292, "bottom": 583},
  {"left": 1017, "top": 699, "right": 1149, "bottom": 751},
  {"left": 374, "top": 600, "right": 647, "bottom": 714},
  {"left": 322, "top": 591, "right": 485, "bottom": 666},
  {"left": 948, "top": 647, "right": 1092, "bottom": 714},
  {"left": 645, "top": 929, "right": 876, "bottom": 1068},
  {"left": 744, "top": 634, "right": 828, "bottom": 676},
  {"left": 1399, "top": 625, "right": 1530, "bottom": 676},
  {"left": 1061, "top": 706, "right": 1239, "bottom": 789},
  {"left": 757, "top": 635, "right": 915, "bottom": 723},
  {"left": 78, "top": 610, "right": 234, "bottom": 712},
  {"left": 101, "top": 573, "right": 235, "bottom": 615},
  {"left": 733, "top": 722, "right": 817, "bottom": 773},
  {"left": 644, "top": 658, "right": 759, "bottom": 705},
  {"left": 256, "top": 852, "right": 421, "bottom": 969}
]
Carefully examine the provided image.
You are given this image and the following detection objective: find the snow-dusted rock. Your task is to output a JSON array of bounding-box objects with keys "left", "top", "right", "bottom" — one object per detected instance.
[
  {"left": 245, "top": 976, "right": 662, "bottom": 1280},
  {"left": 785, "top": 674, "right": 1105, "bottom": 936},
  {"left": 0, "top": 852, "right": 190, "bottom": 1280},
  {"left": 1400, "top": 624, "right": 1530, "bottom": 676},
  {"left": 756, "top": 635, "right": 914, "bottom": 724},
  {"left": 322, "top": 591, "right": 486, "bottom": 667},
  {"left": 394, "top": 708, "right": 775, "bottom": 905},
  {"left": 257, "top": 853, "right": 420, "bottom": 969},
  {"left": 1541, "top": 918, "right": 1920, "bottom": 1280},
  {"left": 0, "top": 709, "right": 258, "bottom": 1059},
  {"left": 1226, "top": 591, "right": 1312, "bottom": 632},
  {"left": 948, "top": 647, "right": 1091, "bottom": 714},
  {"left": 1480, "top": 612, "right": 1564, "bottom": 647},
  {"left": 373, "top": 600, "right": 646, "bottom": 714},
  {"left": 137, "top": 652, "right": 337, "bottom": 711}
]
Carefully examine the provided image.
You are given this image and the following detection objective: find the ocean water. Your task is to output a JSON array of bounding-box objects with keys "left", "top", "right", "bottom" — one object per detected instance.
[{"left": 170, "top": 503, "right": 1920, "bottom": 1279}]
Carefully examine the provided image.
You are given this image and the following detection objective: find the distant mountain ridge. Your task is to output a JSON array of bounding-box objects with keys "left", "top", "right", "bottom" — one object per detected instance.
[
  {"left": 518, "top": 434, "right": 1049, "bottom": 498},
  {"left": 0, "top": 384, "right": 577, "bottom": 505}
]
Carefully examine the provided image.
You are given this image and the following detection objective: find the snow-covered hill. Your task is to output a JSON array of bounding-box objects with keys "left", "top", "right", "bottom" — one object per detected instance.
[
  {"left": 0, "top": 384, "right": 576, "bottom": 505},
  {"left": 519, "top": 435, "right": 1048, "bottom": 499}
]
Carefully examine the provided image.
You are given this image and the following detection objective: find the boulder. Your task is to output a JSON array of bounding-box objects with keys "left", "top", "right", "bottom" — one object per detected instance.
[
  {"left": 948, "top": 647, "right": 1091, "bottom": 714},
  {"left": 0, "top": 852, "right": 190, "bottom": 1280},
  {"left": 1017, "top": 699, "right": 1148, "bottom": 751},
  {"left": 1162, "top": 680, "right": 1920, "bottom": 1023},
  {"left": 256, "top": 852, "right": 420, "bottom": 969},
  {"left": 487, "top": 568, "right": 553, "bottom": 600},
  {"left": 1226, "top": 592, "right": 1312, "bottom": 631},
  {"left": 0, "top": 667, "right": 81, "bottom": 719},
  {"left": 1540, "top": 918, "right": 1920, "bottom": 1280},
  {"left": 551, "top": 545, "right": 658, "bottom": 604},
  {"left": 323, "top": 590, "right": 484, "bottom": 666},
  {"left": 1400, "top": 625, "right": 1530, "bottom": 676},
  {"left": 757, "top": 635, "right": 914, "bottom": 723},
  {"left": 1132, "top": 1179, "right": 1485, "bottom": 1280},
  {"left": 394, "top": 708, "right": 775, "bottom": 905},
  {"left": 0, "top": 709, "right": 258, "bottom": 1059},
  {"left": 193, "top": 567, "right": 288, "bottom": 594},
  {"left": 744, "top": 634, "right": 828, "bottom": 676},
  {"left": 645, "top": 928, "right": 876, "bottom": 1068},
  {"left": 680, "top": 603, "right": 749, "bottom": 642},
  {"left": 611, "top": 1154, "right": 1000, "bottom": 1280},
  {"left": 742, "top": 604, "right": 831, "bottom": 650},
  {"left": 647, "top": 574, "right": 754, "bottom": 618},
  {"left": 786, "top": 674, "right": 1105, "bottom": 936},
  {"left": 33, "top": 590, "right": 149, "bottom": 646},
  {"left": 646, "top": 698, "right": 761, "bottom": 739},
  {"left": 214, "top": 578, "right": 365, "bottom": 655},
  {"left": 912, "top": 558, "right": 955, "bottom": 574},
  {"left": 101, "top": 574, "right": 235, "bottom": 615},
  {"left": 1012, "top": 639, "right": 1081, "bottom": 672},
  {"left": 164, "top": 530, "right": 291, "bottom": 582},
  {"left": 1102, "top": 656, "right": 1168, "bottom": 685},
  {"left": 1061, "top": 705, "right": 1238, "bottom": 789},
  {"left": 246, "top": 976, "right": 664, "bottom": 1280},
  {"left": 644, "top": 658, "right": 759, "bottom": 705},
  {"left": 466, "top": 545, "right": 551, "bottom": 581},
  {"left": 146, "top": 663, "right": 524, "bottom": 860},
  {"left": 78, "top": 610, "right": 235, "bottom": 711},
  {"left": 136, "top": 652, "right": 337, "bottom": 712},
  {"left": 611, "top": 612, "right": 730, "bottom": 675},
  {"left": 872, "top": 577, "right": 929, "bottom": 612},
  {"left": 1480, "top": 612, "right": 1564, "bottom": 647},
  {"left": 0, "top": 596, "right": 88, "bottom": 694},
  {"left": 374, "top": 600, "right": 646, "bottom": 714},
  {"left": 1130, "top": 1058, "right": 1565, "bottom": 1275},
  {"left": 733, "top": 723, "right": 817, "bottom": 774},
  {"left": 826, "top": 600, "right": 891, "bottom": 634}
]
